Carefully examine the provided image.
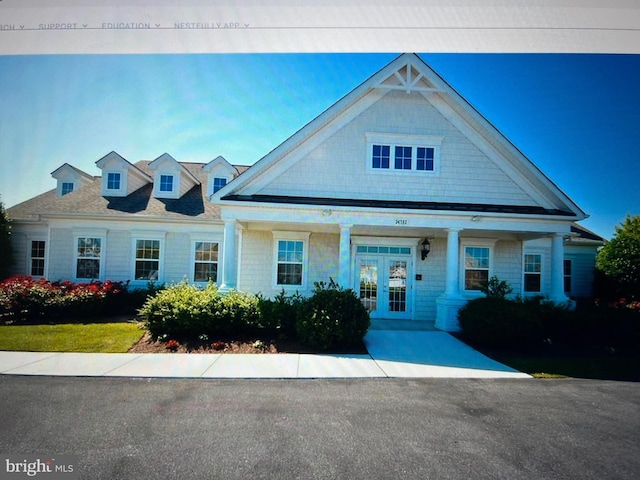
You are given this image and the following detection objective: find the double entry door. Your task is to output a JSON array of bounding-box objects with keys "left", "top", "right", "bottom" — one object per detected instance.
[{"left": 356, "top": 254, "right": 413, "bottom": 319}]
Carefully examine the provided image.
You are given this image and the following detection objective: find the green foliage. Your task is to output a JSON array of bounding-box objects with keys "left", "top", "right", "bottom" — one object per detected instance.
[
  {"left": 0, "top": 200, "right": 15, "bottom": 281},
  {"left": 480, "top": 276, "right": 513, "bottom": 299},
  {"left": 257, "top": 289, "right": 304, "bottom": 334},
  {"left": 596, "top": 214, "right": 640, "bottom": 300},
  {"left": 295, "top": 280, "right": 370, "bottom": 351}
]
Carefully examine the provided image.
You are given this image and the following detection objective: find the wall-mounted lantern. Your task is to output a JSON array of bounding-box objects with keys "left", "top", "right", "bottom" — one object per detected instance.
[{"left": 421, "top": 238, "right": 431, "bottom": 261}]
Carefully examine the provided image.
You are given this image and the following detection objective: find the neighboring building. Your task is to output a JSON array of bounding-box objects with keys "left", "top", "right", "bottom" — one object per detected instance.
[{"left": 6, "top": 54, "right": 604, "bottom": 331}]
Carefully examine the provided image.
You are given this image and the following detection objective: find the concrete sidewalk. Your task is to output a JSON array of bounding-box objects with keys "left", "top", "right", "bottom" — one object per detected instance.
[{"left": 0, "top": 331, "right": 530, "bottom": 379}]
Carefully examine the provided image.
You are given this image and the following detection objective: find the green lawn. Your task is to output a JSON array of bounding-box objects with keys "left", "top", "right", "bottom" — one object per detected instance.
[{"left": 0, "top": 323, "right": 145, "bottom": 353}]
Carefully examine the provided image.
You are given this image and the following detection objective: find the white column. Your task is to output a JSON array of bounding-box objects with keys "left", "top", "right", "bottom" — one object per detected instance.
[
  {"left": 550, "top": 233, "right": 569, "bottom": 303},
  {"left": 444, "top": 228, "right": 461, "bottom": 296},
  {"left": 338, "top": 224, "right": 352, "bottom": 288},
  {"left": 220, "top": 220, "right": 237, "bottom": 291}
]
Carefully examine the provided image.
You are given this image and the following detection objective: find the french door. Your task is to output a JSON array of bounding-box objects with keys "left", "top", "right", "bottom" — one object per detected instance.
[{"left": 357, "top": 256, "right": 412, "bottom": 319}]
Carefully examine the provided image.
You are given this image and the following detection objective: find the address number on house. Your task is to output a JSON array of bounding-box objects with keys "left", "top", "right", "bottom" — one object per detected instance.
[{"left": 395, "top": 218, "right": 408, "bottom": 225}]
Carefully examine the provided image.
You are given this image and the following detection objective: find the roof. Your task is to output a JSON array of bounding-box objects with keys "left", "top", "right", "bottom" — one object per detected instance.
[
  {"left": 7, "top": 160, "right": 249, "bottom": 222},
  {"left": 569, "top": 224, "right": 606, "bottom": 244}
]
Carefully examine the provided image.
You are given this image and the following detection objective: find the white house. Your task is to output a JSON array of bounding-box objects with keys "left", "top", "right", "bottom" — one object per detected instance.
[{"left": 6, "top": 54, "right": 603, "bottom": 331}]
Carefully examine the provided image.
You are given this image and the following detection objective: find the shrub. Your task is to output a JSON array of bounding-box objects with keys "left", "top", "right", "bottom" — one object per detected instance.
[
  {"left": 480, "top": 276, "right": 513, "bottom": 299},
  {"left": 295, "top": 280, "right": 370, "bottom": 351},
  {"left": 215, "top": 289, "right": 261, "bottom": 333},
  {"left": 257, "top": 289, "right": 304, "bottom": 335},
  {"left": 458, "top": 297, "right": 543, "bottom": 348}
]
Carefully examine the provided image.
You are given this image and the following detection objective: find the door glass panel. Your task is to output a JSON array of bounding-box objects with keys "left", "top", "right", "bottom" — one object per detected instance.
[
  {"left": 388, "top": 260, "right": 407, "bottom": 312},
  {"left": 359, "top": 261, "right": 378, "bottom": 313}
]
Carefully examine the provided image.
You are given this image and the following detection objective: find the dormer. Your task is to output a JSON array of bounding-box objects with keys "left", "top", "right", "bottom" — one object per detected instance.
[
  {"left": 148, "top": 153, "right": 200, "bottom": 199},
  {"left": 50, "top": 163, "right": 94, "bottom": 197},
  {"left": 202, "top": 156, "right": 239, "bottom": 198},
  {"left": 95, "top": 151, "right": 152, "bottom": 197}
]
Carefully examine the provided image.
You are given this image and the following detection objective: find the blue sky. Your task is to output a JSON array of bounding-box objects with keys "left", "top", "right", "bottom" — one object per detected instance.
[{"left": 0, "top": 53, "right": 638, "bottom": 239}]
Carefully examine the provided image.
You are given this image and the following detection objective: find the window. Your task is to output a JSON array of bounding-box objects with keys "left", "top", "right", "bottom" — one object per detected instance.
[
  {"left": 212, "top": 177, "right": 227, "bottom": 193},
  {"left": 135, "top": 240, "right": 160, "bottom": 280},
  {"left": 464, "top": 246, "right": 490, "bottom": 291},
  {"left": 61, "top": 182, "right": 74, "bottom": 195},
  {"left": 30, "top": 240, "right": 45, "bottom": 276},
  {"left": 107, "top": 172, "right": 121, "bottom": 190},
  {"left": 194, "top": 242, "right": 218, "bottom": 282},
  {"left": 159, "top": 175, "right": 173, "bottom": 192},
  {"left": 394, "top": 146, "right": 412, "bottom": 170},
  {"left": 564, "top": 259, "right": 572, "bottom": 293},
  {"left": 276, "top": 240, "right": 304, "bottom": 286},
  {"left": 524, "top": 254, "right": 542, "bottom": 292},
  {"left": 416, "top": 147, "right": 435, "bottom": 171},
  {"left": 372, "top": 144, "right": 390, "bottom": 169},
  {"left": 76, "top": 237, "right": 101, "bottom": 279}
]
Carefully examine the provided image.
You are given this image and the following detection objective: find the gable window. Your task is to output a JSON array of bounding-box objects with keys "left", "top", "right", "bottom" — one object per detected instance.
[
  {"left": 372, "top": 145, "right": 390, "bottom": 169},
  {"left": 135, "top": 239, "right": 160, "bottom": 280},
  {"left": 394, "top": 146, "right": 412, "bottom": 170},
  {"left": 564, "top": 259, "right": 572, "bottom": 293},
  {"left": 159, "top": 175, "right": 174, "bottom": 192},
  {"left": 416, "top": 147, "right": 435, "bottom": 171},
  {"left": 212, "top": 177, "right": 227, "bottom": 193},
  {"left": 107, "top": 172, "right": 121, "bottom": 190},
  {"left": 30, "top": 240, "right": 45, "bottom": 276},
  {"left": 464, "top": 246, "right": 490, "bottom": 291},
  {"left": 367, "top": 134, "right": 441, "bottom": 174},
  {"left": 524, "top": 254, "right": 542, "bottom": 293},
  {"left": 194, "top": 242, "right": 219, "bottom": 282},
  {"left": 76, "top": 237, "right": 101, "bottom": 279},
  {"left": 61, "top": 182, "right": 74, "bottom": 196}
]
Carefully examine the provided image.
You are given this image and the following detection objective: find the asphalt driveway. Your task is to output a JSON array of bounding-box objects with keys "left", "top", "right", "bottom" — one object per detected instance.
[{"left": 1, "top": 376, "right": 638, "bottom": 479}]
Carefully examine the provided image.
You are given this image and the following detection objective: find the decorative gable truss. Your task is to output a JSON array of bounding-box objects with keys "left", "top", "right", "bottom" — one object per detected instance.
[
  {"left": 50, "top": 163, "right": 94, "bottom": 197},
  {"left": 147, "top": 153, "right": 201, "bottom": 199},
  {"left": 95, "top": 151, "right": 152, "bottom": 197}
]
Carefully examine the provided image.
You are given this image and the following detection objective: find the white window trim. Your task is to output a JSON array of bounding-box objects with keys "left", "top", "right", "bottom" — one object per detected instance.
[
  {"left": 60, "top": 181, "right": 75, "bottom": 196},
  {"left": 211, "top": 177, "right": 229, "bottom": 196},
  {"left": 153, "top": 171, "right": 180, "bottom": 199},
  {"left": 130, "top": 232, "right": 166, "bottom": 285},
  {"left": 28, "top": 238, "right": 47, "bottom": 278},
  {"left": 460, "top": 238, "right": 496, "bottom": 295},
  {"left": 72, "top": 231, "right": 106, "bottom": 281},
  {"left": 365, "top": 133, "right": 442, "bottom": 175},
  {"left": 102, "top": 170, "right": 127, "bottom": 196},
  {"left": 523, "top": 252, "right": 544, "bottom": 295},
  {"left": 272, "top": 231, "right": 310, "bottom": 290},
  {"left": 191, "top": 239, "right": 221, "bottom": 284}
]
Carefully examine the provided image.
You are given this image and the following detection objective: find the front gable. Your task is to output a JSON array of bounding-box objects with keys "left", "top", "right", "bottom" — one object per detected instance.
[
  {"left": 148, "top": 153, "right": 200, "bottom": 199},
  {"left": 215, "top": 54, "right": 585, "bottom": 220}
]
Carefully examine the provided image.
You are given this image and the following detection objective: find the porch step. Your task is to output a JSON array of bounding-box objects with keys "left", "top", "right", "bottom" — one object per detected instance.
[{"left": 368, "top": 319, "right": 438, "bottom": 331}]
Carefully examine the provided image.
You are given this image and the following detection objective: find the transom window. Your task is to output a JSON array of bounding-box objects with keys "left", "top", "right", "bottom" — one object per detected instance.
[
  {"left": 524, "top": 254, "right": 542, "bottom": 293},
  {"left": 61, "top": 182, "right": 74, "bottom": 196},
  {"left": 107, "top": 172, "right": 121, "bottom": 190},
  {"left": 277, "top": 240, "right": 304, "bottom": 286},
  {"left": 194, "top": 242, "right": 219, "bottom": 282},
  {"left": 464, "top": 246, "right": 490, "bottom": 291},
  {"left": 76, "top": 237, "right": 101, "bottom": 279},
  {"left": 212, "top": 177, "right": 227, "bottom": 193},
  {"left": 159, "top": 175, "right": 174, "bottom": 192},
  {"left": 135, "top": 239, "right": 160, "bottom": 280},
  {"left": 30, "top": 240, "right": 45, "bottom": 276}
]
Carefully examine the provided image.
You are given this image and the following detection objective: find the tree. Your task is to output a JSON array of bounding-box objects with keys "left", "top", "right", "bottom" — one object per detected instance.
[
  {"left": 0, "top": 199, "right": 15, "bottom": 280},
  {"left": 596, "top": 214, "right": 640, "bottom": 300}
]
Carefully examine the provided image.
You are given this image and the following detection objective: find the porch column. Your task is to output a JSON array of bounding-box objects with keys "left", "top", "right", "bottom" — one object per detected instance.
[
  {"left": 444, "top": 228, "right": 461, "bottom": 296},
  {"left": 220, "top": 219, "right": 237, "bottom": 291},
  {"left": 338, "top": 224, "right": 352, "bottom": 288},
  {"left": 550, "top": 233, "right": 569, "bottom": 303}
]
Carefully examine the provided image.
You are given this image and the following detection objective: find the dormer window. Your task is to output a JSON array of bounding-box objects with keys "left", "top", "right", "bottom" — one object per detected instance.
[
  {"left": 61, "top": 182, "right": 74, "bottom": 196},
  {"left": 213, "top": 177, "right": 227, "bottom": 193},
  {"left": 106, "top": 172, "right": 121, "bottom": 190},
  {"left": 159, "top": 174, "right": 174, "bottom": 192}
]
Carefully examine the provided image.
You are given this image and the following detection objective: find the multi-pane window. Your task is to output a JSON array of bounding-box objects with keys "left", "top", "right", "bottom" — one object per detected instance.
[
  {"left": 30, "top": 240, "right": 45, "bottom": 276},
  {"left": 276, "top": 240, "right": 304, "bottom": 286},
  {"left": 194, "top": 242, "right": 218, "bottom": 282},
  {"left": 394, "top": 146, "right": 412, "bottom": 170},
  {"left": 61, "top": 182, "right": 74, "bottom": 196},
  {"left": 76, "top": 237, "right": 101, "bottom": 279},
  {"left": 524, "top": 254, "right": 542, "bottom": 292},
  {"left": 135, "top": 240, "right": 160, "bottom": 280},
  {"left": 416, "top": 147, "right": 435, "bottom": 171},
  {"left": 107, "top": 172, "right": 121, "bottom": 190},
  {"left": 464, "top": 246, "right": 490, "bottom": 291},
  {"left": 564, "top": 259, "right": 572, "bottom": 294},
  {"left": 372, "top": 145, "right": 390, "bottom": 169},
  {"left": 159, "top": 175, "right": 173, "bottom": 192},
  {"left": 212, "top": 177, "right": 227, "bottom": 193}
]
